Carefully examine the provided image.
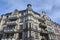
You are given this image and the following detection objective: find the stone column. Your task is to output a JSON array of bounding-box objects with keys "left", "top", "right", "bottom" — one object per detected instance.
[
  {"left": 38, "top": 33, "right": 41, "bottom": 40},
  {"left": 22, "top": 32, "right": 24, "bottom": 40},
  {"left": 14, "top": 33, "right": 19, "bottom": 40},
  {"left": 48, "top": 34, "right": 52, "bottom": 40}
]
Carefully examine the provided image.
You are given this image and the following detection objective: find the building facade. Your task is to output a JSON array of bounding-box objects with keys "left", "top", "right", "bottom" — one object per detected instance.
[
  {"left": 0, "top": 4, "right": 60, "bottom": 40},
  {"left": 53, "top": 23, "right": 60, "bottom": 40}
]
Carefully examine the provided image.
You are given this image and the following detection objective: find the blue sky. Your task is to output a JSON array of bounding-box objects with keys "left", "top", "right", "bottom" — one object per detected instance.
[{"left": 0, "top": 0, "right": 60, "bottom": 24}]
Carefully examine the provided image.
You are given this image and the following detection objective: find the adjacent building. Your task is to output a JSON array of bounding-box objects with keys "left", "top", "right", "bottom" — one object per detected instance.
[
  {"left": 0, "top": 4, "right": 60, "bottom": 40},
  {"left": 53, "top": 23, "right": 60, "bottom": 40}
]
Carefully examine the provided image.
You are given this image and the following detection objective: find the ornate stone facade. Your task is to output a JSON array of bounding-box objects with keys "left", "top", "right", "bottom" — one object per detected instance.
[{"left": 0, "top": 4, "right": 60, "bottom": 40}]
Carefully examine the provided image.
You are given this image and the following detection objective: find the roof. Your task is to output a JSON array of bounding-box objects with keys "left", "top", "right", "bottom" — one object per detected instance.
[
  {"left": 19, "top": 10, "right": 26, "bottom": 13},
  {"left": 19, "top": 9, "right": 40, "bottom": 16},
  {"left": 33, "top": 11, "right": 40, "bottom": 16}
]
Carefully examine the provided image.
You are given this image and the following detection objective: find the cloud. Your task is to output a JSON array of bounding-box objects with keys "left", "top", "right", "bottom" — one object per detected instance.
[
  {"left": 50, "top": 7, "right": 60, "bottom": 23},
  {"left": 0, "top": 0, "right": 60, "bottom": 24}
]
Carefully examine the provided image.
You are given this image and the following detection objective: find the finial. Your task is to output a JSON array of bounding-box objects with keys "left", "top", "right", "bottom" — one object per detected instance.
[
  {"left": 42, "top": 11, "right": 46, "bottom": 14},
  {"left": 27, "top": 4, "right": 32, "bottom": 8},
  {"left": 42, "top": 11, "right": 46, "bottom": 16}
]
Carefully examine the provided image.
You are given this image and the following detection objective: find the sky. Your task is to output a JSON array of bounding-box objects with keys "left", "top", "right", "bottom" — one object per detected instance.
[{"left": 0, "top": 0, "right": 60, "bottom": 24}]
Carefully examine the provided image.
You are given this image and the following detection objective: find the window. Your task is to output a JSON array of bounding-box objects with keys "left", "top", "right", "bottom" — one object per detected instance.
[
  {"left": 25, "top": 23, "right": 28, "bottom": 29},
  {"left": 19, "top": 13, "right": 21, "bottom": 16},
  {"left": 21, "top": 13, "right": 23, "bottom": 16},
  {"left": 20, "top": 25, "right": 23, "bottom": 30},
  {"left": 28, "top": 16, "right": 31, "bottom": 20},
  {"left": 25, "top": 17, "right": 28, "bottom": 22},
  {"left": 28, "top": 11, "right": 32, "bottom": 14},
  {"left": 25, "top": 32, "right": 27, "bottom": 38},
  {"left": 10, "top": 34, "right": 14, "bottom": 38},
  {"left": 19, "top": 33, "right": 22, "bottom": 39},
  {"left": 10, "top": 19, "right": 17, "bottom": 21},
  {"left": 24, "top": 12, "right": 26, "bottom": 15},
  {"left": 2, "top": 27, "right": 6, "bottom": 31},
  {"left": 7, "top": 16, "right": 8, "bottom": 18},
  {"left": 5, "top": 34, "right": 14, "bottom": 38},
  {"left": 20, "top": 18, "right": 23, "bottom": 23},
  {"left": 6, "top": 34, "right": 10, "bottom": 38},
  {"left": 35, "top": 32, "right": 38, "bottom": 39},
  {"left": 46, "top": 20, "right": 52, "bottom": 26},
  {"left": 7, "top": 25, "right": 15, "bottom": 31},
  {"left": 34, "top": 25, "right": 38, "bottom": 31},
  {"left": 41, "top": 38, "right": 44, "bottom": 40},
  {"left": 29, "top": 31, "right": 31, "bottom": 38},
  {"left": 29, "top": 23, "right": 31, "bottom": 28}
]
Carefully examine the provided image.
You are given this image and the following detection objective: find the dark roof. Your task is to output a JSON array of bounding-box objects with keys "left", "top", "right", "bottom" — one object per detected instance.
[
  {"left": 33, "top": 11, "right": 40, "bottom": 16},
  {"left": 19, "top": 9, "right": 40, "bottom": 16},
  {"left": 1, "top": 8, "right": 40, "bottom": 17},
  {"left": 1, "top": 12, "right": 12, "bottom": 17},
  {"left": 4, "top": 12, "right": 12, "bottom": 16},
  {"left": 19, "top": 10, "right": 26, "bottom": 13},
  {"left": 53, "top": 22, "right": 60, "bottom": 26}
]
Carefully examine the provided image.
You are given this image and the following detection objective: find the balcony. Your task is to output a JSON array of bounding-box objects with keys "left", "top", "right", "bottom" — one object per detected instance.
[
  {"left": 28, "top": 27, "right": 40, "bottom": 33},
  {"left": 39, "top": 23, "right": 46, "bottom": 28},
  {"left": 38, "top": 28, "right": 41, "bottom": 32},
  {"left": 18, "top": 39, "right": 22, "bottom": 40},
  {"left": 2, "top": 25, "right": 7, "bottom": 27},
  {"left": 6, "top": 21, "right": 17, "bottom": 25},
  {"left": 48, "top": 30, "right": 54, "bottom": 33},
  {"left": 3, "top": 29, "right": 16, "bottom": 33},
  {"left": 38, "top": 17, "right": 45, "bottom": 22},
  {"left": 47, "top": 27, "right": 54, "bottom": 33},
  {"left": 41, "top": 29, "right": 48, "bottom": 33},
  {"left": 8, "top": 15, "right": 19, "bottom": 19},
  {"left": 1, "top": 38, "right": 15, "bottom": 40}
]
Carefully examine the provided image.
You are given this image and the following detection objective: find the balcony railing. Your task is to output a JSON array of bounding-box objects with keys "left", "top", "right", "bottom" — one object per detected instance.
[
  {"left": 2, "top": 25, "right": 7, "bottom": 27},
  {"left": 8, "top": 15, "right": 19, "bottom": 19},
  {"left": 1, "top": 38, "right": 15, "bottom": 40},
  {"left": 40, "top": 17, "right": 45, "bottom": 20},
  {"left": 28, "top": 27, "right": 41, "bottom": 33},
  {"left": 47, "top": 27, "right": 54, "bottom": 33},
  {"left": 3, "top": 29, "right": 16, "bottom": 33},
  {"left": 41, "top": 29, "right": 48, "bottom": 33},
  {"left": 48, "top": 30, "right": 54, "bottom": 33},
  {"left": 6, "top": 21, "right": 17, "bottom": 25},
  {"left": 38, "top": 28, "right": 41, "bottom": 32},
  {"left": 39, "top": 23, "right": 46, "bottom": 28}
]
